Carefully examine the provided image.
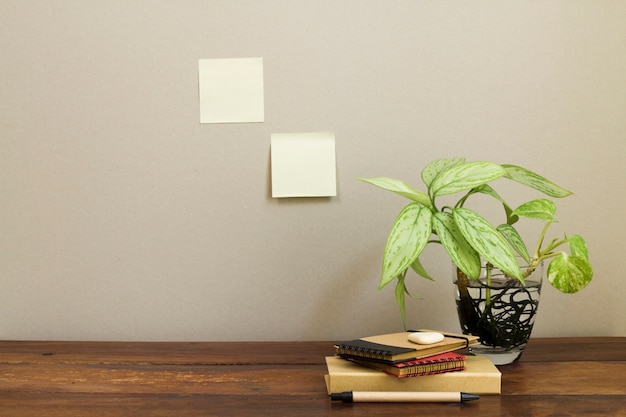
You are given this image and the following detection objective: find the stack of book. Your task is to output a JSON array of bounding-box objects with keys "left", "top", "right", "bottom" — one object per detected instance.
[{"left": 325, "top": 330, "right": 501, "bottom": 395}]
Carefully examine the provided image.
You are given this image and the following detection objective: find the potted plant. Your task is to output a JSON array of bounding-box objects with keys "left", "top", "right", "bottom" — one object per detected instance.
[{"left": 360, "top": 157, "right": 593, "bottom": 364}]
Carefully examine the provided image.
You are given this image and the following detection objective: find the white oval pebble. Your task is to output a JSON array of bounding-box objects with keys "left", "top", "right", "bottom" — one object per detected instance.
[{"left": 408, "top": 331, "right": 445, "bottom": 345}]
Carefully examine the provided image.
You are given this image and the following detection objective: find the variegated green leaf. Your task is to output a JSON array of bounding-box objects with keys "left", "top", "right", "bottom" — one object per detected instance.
[
  {"left": 497, "top": 224, "right": 530, "bottom": 263},
  {"left": 359, "top": 177, "right": 431, "bottom": 207},
  {"left": 512, "top": 199, "right": 557, "bottom": 222},
  {"left": 410, "top": 256, "right": 435, "bottom": 281},
  {"left": 568, "top": 234, "right": 589, "bottom": 261},
  {"left": 502, "top": 164, "right": 572, "bottom": 198},
  {"left": 453, "top": 208, "right": 522, "bottom": 280},
  {"left": 433, "top": 212, "right": 481, "bottom": 279},
  {"left": 421, "top": 157, "right": 465, "bottom": 188},
  {"left": 547, "top": 253, "right": 593, "bottom": 293},
  {"left": 431, "top": 161, "right": 507, "bottom": 197},
  {"left": 380, "top": 203, "right": 433, "bottom": 289}
]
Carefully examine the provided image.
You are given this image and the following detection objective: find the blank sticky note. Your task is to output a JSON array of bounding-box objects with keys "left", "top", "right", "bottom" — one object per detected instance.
[
  {"left": 271, "top": 132, "right": 337, "bottom": 198},
  {"left": 198, "top": 58, "right": 264, "bottom": 123}
]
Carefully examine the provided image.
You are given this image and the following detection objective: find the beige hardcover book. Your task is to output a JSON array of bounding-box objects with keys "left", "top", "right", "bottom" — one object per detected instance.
[{"left": 325, "top": 355, "right": 501, "bottom": 395}]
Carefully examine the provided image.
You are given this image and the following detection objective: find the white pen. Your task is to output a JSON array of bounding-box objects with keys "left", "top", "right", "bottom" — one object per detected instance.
[{"left": 330, "top": 391, "right": 480, "bottom": 403}]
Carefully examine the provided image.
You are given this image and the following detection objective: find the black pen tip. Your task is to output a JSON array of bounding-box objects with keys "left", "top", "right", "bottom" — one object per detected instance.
[
  {"left": 460, "top": 392, "right": 480, "bottom": 402},
  {"left": 330, "top": 392, "right": 353, "bottom": 402}
]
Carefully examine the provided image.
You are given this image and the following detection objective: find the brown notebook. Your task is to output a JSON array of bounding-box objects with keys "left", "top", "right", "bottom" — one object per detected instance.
[{"left": 334, "top": 329, "right": 479, "bottom": 364}]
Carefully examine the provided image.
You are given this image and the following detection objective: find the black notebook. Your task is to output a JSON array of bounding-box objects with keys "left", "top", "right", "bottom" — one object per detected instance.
[{"left": 334, "top": 329, "right": 479, "bottom": 364}]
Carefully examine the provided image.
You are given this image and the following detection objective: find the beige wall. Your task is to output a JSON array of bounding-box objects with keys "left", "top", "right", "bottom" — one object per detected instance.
[{"left": 1, "top": 1, "right": 625, "bottom": 341}]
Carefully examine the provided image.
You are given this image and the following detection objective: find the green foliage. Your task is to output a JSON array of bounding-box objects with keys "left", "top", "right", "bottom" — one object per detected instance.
[
  {"left": 380, "top": 203, "right": 432, "bottom": 289},
  {"left": 452, "top": 208, "right": 522, "bottom": 281},
  {"left": 360, "top": 158, "right": 593, "bottom": 325},
  {"left": 432, "top": 212, "right": 480, "bottom": 279}
]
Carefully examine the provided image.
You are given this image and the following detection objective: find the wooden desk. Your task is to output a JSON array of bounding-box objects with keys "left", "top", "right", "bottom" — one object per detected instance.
[{"left": 0, "top": 338, "right": 624, "bottom": 416}]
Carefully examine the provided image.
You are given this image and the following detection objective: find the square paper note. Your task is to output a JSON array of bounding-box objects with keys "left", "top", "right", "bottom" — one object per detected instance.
[
  {"left": 198, "top": 58, "right": 264, "bottom": 123},
  {"left": 271, "top": 132, "right": 337, "bottom": 198}
]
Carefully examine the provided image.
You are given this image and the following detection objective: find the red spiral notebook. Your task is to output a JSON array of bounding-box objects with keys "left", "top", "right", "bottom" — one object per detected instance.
[{"left": 347, "top": 351, "right": 466, "bottom": 378}]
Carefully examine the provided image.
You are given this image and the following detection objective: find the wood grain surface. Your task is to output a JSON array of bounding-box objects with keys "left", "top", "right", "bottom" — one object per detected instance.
[{"left": 1, "top": 338, "right": 624, "bottom": 416}]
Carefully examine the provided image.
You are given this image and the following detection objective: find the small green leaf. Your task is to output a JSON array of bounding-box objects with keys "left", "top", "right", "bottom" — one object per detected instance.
[
  {"left": 433, "top": 212, "right": 481, "bottom": 279},
  {"left": 453, "top": 208, "right": 522, "bottom": 280},
  {"left": 380, "top": 203, "right": 433, "bottom": 289},
  {"left": 473, "top": 184, "right": 519, "bottom": 225},
  {"left": 512, "top": 199, "right": 557, "bottom": 222},
  {"left": 568, "top": 235, "right": 589, "bottom": 261},
  {"left": 395, "top": 275, "right": 408, "bottom": 330},
  {"left": 431, "top": 161, "right": 507, "bottom": 197},
  {"left": 502, "top": 164, "right": 573, "bottom": 198},
  {"left": 394, "top": 273, "right": 422, "bottom": 330},
  {"left": 410, "top": 256, "right": 435, "bottom": 281},
  {"left": 421, "top": 157, "right": 465, "bottom": 188},
  {"left": 547, "top": 253, "right": 593, "bottom": 293},
  {"left": 497, "top": 224, "right": 530, "bottom": 263},
  {"left": 358, "top": 177, "right": 431, "bottom": 207}
]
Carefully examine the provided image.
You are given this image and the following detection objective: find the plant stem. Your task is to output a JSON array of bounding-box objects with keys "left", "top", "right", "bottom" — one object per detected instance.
[
  {"left": 456, "top": 268, "right": 481, "bottom": 332},
  {"left": 485, "top": 263, "right": 493, "bottom": 307},
  {"left": 533, "top": 221, "right": 567, "bottom": 257},
  {"left": 533, "top": 222, "right": 552, "bottom": 259}
]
